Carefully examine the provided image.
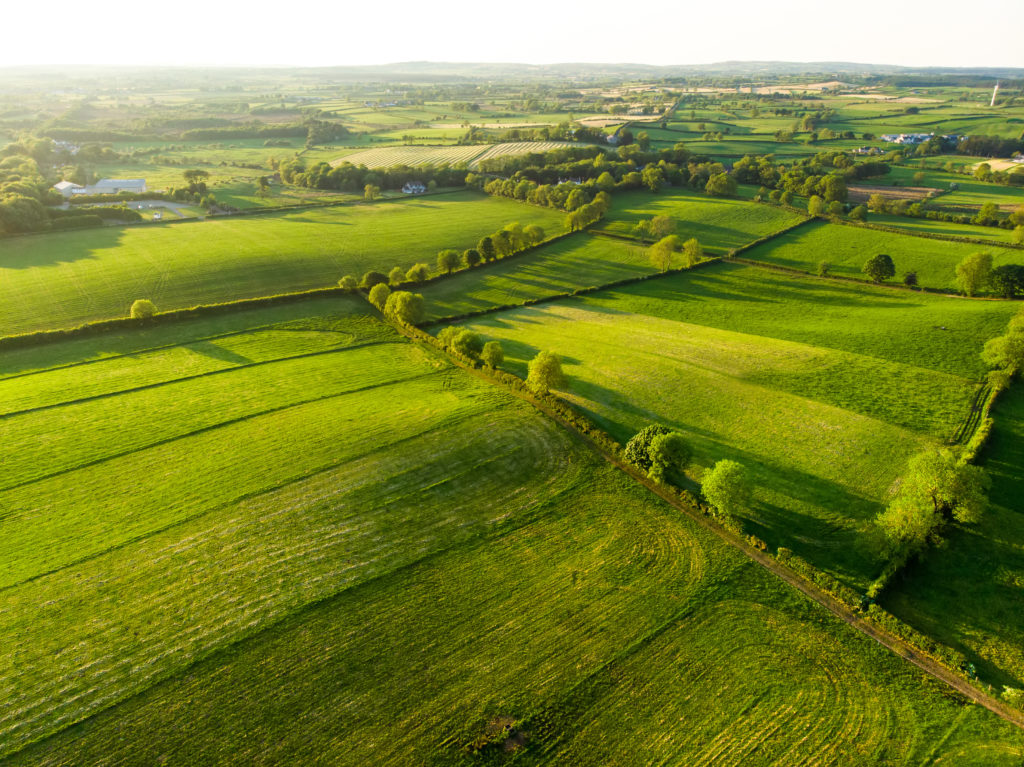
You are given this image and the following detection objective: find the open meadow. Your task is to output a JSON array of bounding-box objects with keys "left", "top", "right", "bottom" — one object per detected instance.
[
  {"left": 444, "top": 263, "right": 1015, "bottom": 587},
  {"left": 1, "top": 299, "right": 1021, "bottom": 765},
  {"left": 0, "top": 192, "right": 564, "bottom": 336},
  {"left": 592, "top": 188, "right": 807, "bottom": 253},
  {"left": 740, "top": 220, "right": 1024, "bottom": 289}
]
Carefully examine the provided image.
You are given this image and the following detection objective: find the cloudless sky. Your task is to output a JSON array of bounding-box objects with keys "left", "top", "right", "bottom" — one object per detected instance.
[{"left": 6, "top": 0, "right": 1022, "bottom": 69}]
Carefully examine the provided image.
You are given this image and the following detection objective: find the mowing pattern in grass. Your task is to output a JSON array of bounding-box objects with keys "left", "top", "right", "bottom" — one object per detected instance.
[
  {"left": 881, "top": 383, "right": 1024, "bottom": 691},
  {"left": 742, "top": 219, "right": 1024, "bottom": 289},
  {"left": 421, "top": 233, "right": 654, "bottom": 320},
  {"left": 448, "top": 264, "right": 1015, "bottom": 586},
  {"left": 3, "top": 302, "right": 1023, "bottom": 763},
  {"left": 0, "top": 192, "right": 565, "bottom": 336},
  {"left": 6, "top": 465, "right": 1024, "bottom": 765},
  {"left": 595, "top": 188, "right": 806, "bottom": 252}
]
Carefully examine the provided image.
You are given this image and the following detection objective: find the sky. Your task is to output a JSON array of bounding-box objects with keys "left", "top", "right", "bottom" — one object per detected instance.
[{"left": 6, "top": 0, "right": 1023, "bottom": 69}]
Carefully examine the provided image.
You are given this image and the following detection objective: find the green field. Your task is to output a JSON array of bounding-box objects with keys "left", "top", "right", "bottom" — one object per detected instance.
[
  {"left": 421, "top": 233, "right": 654, "bottom": 320},
  {"left": 595, "top": 188, "right": 807, "bottom": 251},
  {"left": 741, "top": 219, "right": 1024, "bottom": 289},
  {"left": 869, "top": 213, "right": 1023, "bottom": 244},
  {"left": 882, "top": 383, "right": 1024, "bottom": 690},
  {"left": 446, "top": 263, "right": 1015, "bottom": 586},
  {"left": 1, "top": 301, "right": 1022, "bottom": 764},
  {"left": 0, "top": 192, "right": 565, "bottom": 336}
]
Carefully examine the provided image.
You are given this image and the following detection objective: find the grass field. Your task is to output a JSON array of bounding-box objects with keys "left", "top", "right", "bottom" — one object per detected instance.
[
  {"left": 1, "top": 301, "right": 1022, "bottom": 763},
  {"left": 331, "top": 141, "right": 577, "bottom": 169},
  {"left": 882, "top": 383, "right": 1024, "bottom": 690},
  {"left": 869, "top": 213, "right": 1023, "bottom": 244},
  {"left": 421, "top": 233, "right": 655, "bottom": 320},
  {"left": 594, "top": 188, "right": 807, "bottom": 252},
  {"left": 0, "top": 191, "right": 565, "bottom": 336},
  {"left": 741, "top": 219, "right": 1024, "bottom": 289},
  {"left": 446, "top": 263, "right": 1015, "bottom": 586}
]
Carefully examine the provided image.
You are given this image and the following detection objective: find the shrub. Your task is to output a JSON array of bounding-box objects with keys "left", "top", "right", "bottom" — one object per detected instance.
[
  {"left": 129, "top": 299, "right": 156, "bottom": 319},
  {"left": 388, "top": 266, "right": 405, "bottom": 286},
  {"left": 361, "top": 270, "right": 388, "bottom": 289}
]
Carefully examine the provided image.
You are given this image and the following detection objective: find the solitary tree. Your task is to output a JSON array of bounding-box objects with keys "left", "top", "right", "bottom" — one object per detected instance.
[
  {"left": 388, "top": 266, "right": 405, "bottom": 286},
  {"left": 477, "top": 235, "right": 497, "bottom": 261},
  {"left": 383, "top": 291, "right": 425, "bottom": 325},
  {"left": 955, "top": 252, "right": 993, "bottom": 297},
  {"left": 701, "top": 459, "right": 752, "bottom": 514},
  {"left": 903, "top": 271, "right": 919, "bottom": 288},
  {"left": 649, "top": 235, "right": 679, "bottom": 272},
  {"left": 682, "top": 237, "right": 703, "bottom": 268},
  {"left": 527, "top": 351, "right": 565, "bottom": 393},
  {"left": 437, "top": 249, "right": 461, "bottom": 274},
  {"left": 876, "top": 450, "right": 989, "bottom": 553},
  {"left": 405, "top": 263, "right": 430, "bottom": 283},
  {"left": 338, "top": 275, "right": 358, "bottom": 291},
  {"left": 863, "top": 254, "right": 895, "bottom": 283},
  {"left": 481, "top": 340, "right": 504, "bottom": 368},
  {"left": 368, "top": 283, "right": 391, "bottom": 311},
  {"left": 130, "top": 299, "right": 156, "bottom": 319}
]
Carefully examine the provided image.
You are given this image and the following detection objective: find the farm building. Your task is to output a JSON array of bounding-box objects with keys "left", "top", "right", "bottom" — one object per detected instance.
[
  {"left": 53, "top": 180, "right": 84, "bottom": 198},
  {"left": 54, "top": 178, "right": 147, "bottom": 197},
  {"left": 401, "top": 182, "right": 426, "bottom": 194}
]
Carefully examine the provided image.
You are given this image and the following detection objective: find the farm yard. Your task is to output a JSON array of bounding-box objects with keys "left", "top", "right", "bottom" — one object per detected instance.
[{"left": 3, "top": 62, "right": 1024, "bottom": 765}]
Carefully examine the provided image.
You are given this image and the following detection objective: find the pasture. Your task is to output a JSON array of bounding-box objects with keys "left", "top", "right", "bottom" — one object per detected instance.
[
  {"left": 0, "top": 191, "right": 565, "bottom": 336},
  {"left": 446, "top": 263, "right": 1015, "bottom": 586},
  {"left": 1, "top": 301, "right": 1021, "bottom": 764},
  {"left": 740, "top": 219, "right": 1024, "bottom": 289},
  {"left": 595, "top": 188, "right": 807, "bottom": 252},
  {"left": 421, "top": 233, "right": 655, "bottom": 320},
  {"left": 331, "top": 141, "right": 578, "bottom": 169}
]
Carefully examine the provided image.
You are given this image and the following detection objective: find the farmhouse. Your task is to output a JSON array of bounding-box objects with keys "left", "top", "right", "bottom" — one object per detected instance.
[
  {"left": 401, "top": 182, "right": 426, "bottom": 194},
  {"left": 53, "top": 180, "right": 84, "bottom": 198}
]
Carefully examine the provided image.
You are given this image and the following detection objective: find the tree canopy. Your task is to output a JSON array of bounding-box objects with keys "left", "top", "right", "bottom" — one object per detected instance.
[
  {"left": 527, "top": 351, "right": 565, "bottom": 393},
  {"left": 862, "top": 254, "right": 895, "bottom": 283},
  {"left": 383, "top": 291, "right": 425, "bottom": 325},
  {"left": 701, "top": 460, "right": 751, "bottom": 514},
  {"left": 955, "top": 252, "right": 993, "bottom": 297}
]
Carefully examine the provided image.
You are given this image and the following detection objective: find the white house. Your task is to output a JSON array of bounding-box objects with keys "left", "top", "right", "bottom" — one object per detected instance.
[
  {"left": 53, "top": 180, "right": 85, "bottom": 198},
  {"left": 401, "top": 182, "right": 426, "bottom": 194}
]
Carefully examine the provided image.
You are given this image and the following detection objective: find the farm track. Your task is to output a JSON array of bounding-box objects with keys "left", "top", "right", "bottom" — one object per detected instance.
[{"left": 385, "top": 314, "right": 1024, "bottom": 733}]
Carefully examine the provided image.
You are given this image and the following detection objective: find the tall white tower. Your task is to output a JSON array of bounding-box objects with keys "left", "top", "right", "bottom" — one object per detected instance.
[{"left": 991, "top": 81, "right": 1000, "bottom": 107}]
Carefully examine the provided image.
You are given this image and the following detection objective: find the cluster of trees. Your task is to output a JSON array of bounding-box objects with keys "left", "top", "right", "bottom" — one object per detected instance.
[
  {"left": 868, "top": 194, "right": 1024, "bottom": 232},
  {"left": 365, "top": 283, "right": 426, "bottom": 325},
  {"left": 973, "top": 162, "right": 1024, "bottom": 187},
  {"left": 278, "top": 157, "right": 465, "bottom": 193},
  {"left": 981, "top": 306, "right": 1024, "bottom": 369},
  {"left": 435, "top": 326, "right": 504, "bottom": 369},
  {"left": 952, "top": 251, "right": 1024, "bottom": 298},
  {"left": 0, "top": 139, "right": 55, "bottom": 234},
  {"left": 876, "top": 449, "right": 989, "bottom": 557},
  {"left": 622, "top": 425, "right": 753, "bottom": 517},
  {"left": 648, "top": 234, "right": 703, "bottom": 272},
  {"left": 733, "top": 151, "right": 890, "bottom": 203},
  {"left": 957, "top": 135, "right": 1024, "bottom": 158},
  {"left": 339, "top": 220, "right": 546, "bottom": 295}
]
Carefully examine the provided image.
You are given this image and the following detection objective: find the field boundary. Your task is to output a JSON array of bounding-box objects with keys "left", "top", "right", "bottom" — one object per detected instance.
[
  {"left": 384, "top": 312, "right": 1024, "bottom": 732},
  {"left": 828, "top": 215, "right": 1024, "bottom": 250}
]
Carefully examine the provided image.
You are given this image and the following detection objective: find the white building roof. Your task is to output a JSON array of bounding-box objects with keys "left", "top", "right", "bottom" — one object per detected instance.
[
  {"left": 93, "top": 178, "right": 145, "bottom": 188},
  {"left": 53, "top": 181, "right": 83, "bottom": 190}
]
